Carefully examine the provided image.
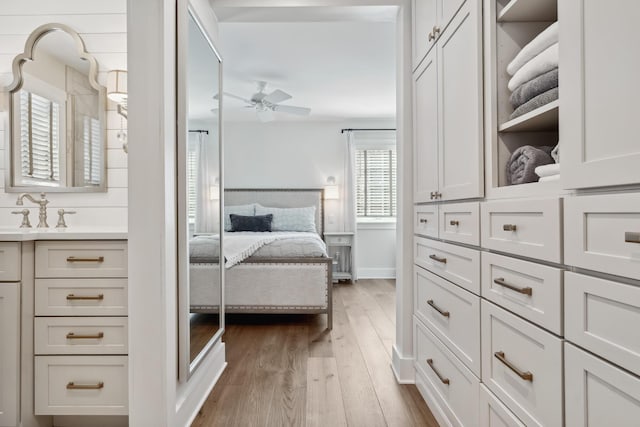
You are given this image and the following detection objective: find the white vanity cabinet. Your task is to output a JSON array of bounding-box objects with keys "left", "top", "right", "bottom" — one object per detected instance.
[
  {"left": 413, "top": 0, "right": 484, "bottom": 202},
  {"left": 0, "top": 243, "right": 20, "bottom": 427},
  {"left": 561, "top": 0, "right": 640, "bottom": 189}
]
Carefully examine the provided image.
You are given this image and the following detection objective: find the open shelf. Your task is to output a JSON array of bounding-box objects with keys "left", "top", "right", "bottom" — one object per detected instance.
[
  {"left": 498, "top": 0, "right": 557, "bottom": 22},
  {"left": 499, "top": 100, "right": 558, "bottom": 133}
]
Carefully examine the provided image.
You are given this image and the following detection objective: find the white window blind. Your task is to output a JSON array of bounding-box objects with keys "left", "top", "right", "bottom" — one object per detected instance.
[
  {"left": 19, "top": 90, "right": 60, "bottom": 184},
  {"left": 187, "top": 148, "right": 198, "bottom": 223},
  {"left": 356, "top": 148, "right": 397, "bottom": 218},
  {"left": 83, "top": 116, "right": 102, "bottom": 185}
]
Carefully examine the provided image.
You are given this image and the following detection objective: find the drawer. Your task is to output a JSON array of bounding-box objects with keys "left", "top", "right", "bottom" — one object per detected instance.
[
  {"left": 35, "top": 317, "right": 128, "bottom": 355},
  {"left": 414, "top": 204, "right": 438, "bottom": 238},
  {"left": 565, "top": 342, "right": 640, "bottom": 427},
  {"left": 35, "top": 278, "right": 127, "bottom": 316},
  {"left": 481, "top": 252, "right": 563, "bottom": 334},
  {"left": 324, "top": 234, "right": 353, "bottom": 246},
  {"left": 35, "top": 240, "right": 128, "bottom": 278},
  {"left": 565, "top": 193, "right": 640, "bottom": 281},
  {"left": 481, "top": 198, "right": 562, "bottom": 263},
  {"left": 34, "top": 355, "right": 128, "bottom": 416},
  {"left": 565, "top": 272, "right": 640, "bottom": 376},
  {"left": 414, "top": 236, "right": 480, "bottom": 295},
  {"left": 481, "top": 301, "right": 562, "bottom": 427},
  {"left": 414, "top": 266, "right": 480, "bottom": 376},
  {"left": 414, "top": 319, "right": 480, "bottom": 427},
  {"left": 0, "top": 242, "right": 20, "bottom": 281},
  {"left": 479, "top": 385, "right": 525, "bottom": 427},
  {"left": 439, "top": 202, "right": 480, "bottom": 246}
]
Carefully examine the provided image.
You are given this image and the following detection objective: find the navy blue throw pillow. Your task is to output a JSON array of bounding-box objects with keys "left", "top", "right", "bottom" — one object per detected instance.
[{"left": 229, "top": 214, "right": 273, "bottom": 232}]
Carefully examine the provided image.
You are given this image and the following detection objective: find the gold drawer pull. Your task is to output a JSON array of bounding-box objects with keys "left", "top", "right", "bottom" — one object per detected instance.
[
  {"left": 427, "top": 299, "right": 450, "bottom": 318},
  {"left": 450, "top": 220, "right": 459, "bottom": 226},
  {"left": 493, "top": 278, "right": 533, "bottom": 296},
  {"left": 66, "top": 381, "right": 104, "bottom": 390},
  {"left": 625, "top": 232, "right": 640, "bottom": 244},
  {"left": 503, "top": 224, "right": 517, "bottom": 232},
  {"left": 426, "top": 359, "right": 450, "bottom": 385},
  {"left": 66, "top": 294, "right": 104, "bottom": 301},
  {"left": 66, "top": 256, "right": 105, "bottom": 263},
  {"left": 494, "top": 351, "right": 533, "bottom": 381},
  {"left": 419, "top": 219, "right": 428, "bottom": 224},
  {"left": 66, "top": 332, "right": 104, "bottom": 340},
  {"left": 429, "top": 254, "right": 447, "bottom": 264}
]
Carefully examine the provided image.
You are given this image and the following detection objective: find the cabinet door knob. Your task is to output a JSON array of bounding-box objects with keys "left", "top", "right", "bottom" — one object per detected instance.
[
  {"left": 428, "top": 31, "right": 435, "bottom": 42},
  {"left": 503, "top": 224, "right": 517, "bottom": 232},
  {"left": 450, "top": 220, "right": 459, "bottom": 226},
  {"left": 419, "top": 218, "right": 428, "bottom": 224},
  {"left": 433, "top": 25, "right": 441, "bottom": 35}
]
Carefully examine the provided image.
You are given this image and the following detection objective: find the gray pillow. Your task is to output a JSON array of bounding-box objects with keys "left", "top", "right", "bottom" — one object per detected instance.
[
  {"left": 254, "top": 205, "right": 316, "bottom": 232},
  {"left": 229, "top": 214, "right": 273, "bottom": 232},
  {"left": 224, "top": 204, "right": 256, "bottom": 231}
]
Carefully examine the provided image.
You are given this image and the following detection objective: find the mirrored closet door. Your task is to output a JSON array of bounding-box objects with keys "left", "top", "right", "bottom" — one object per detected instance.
[{"left": 177, "top": 6, "right": 224, "bottom": 380}]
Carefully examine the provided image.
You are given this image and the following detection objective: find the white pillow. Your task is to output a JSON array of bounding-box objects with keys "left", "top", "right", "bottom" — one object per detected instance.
[
  {"left": 224, "top": 204, "right": 256, "bottom": 231},
  {"left": 255, "top": 205, "right": 316, "bottom": 233}
]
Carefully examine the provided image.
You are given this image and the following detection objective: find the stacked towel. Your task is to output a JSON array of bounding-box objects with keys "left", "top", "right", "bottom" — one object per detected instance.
[
  {"left": 510, "top": 68, "right": 558, "bottom": 109},
  {"left": 506, "top": 145, "right": 555, "bottom": 185},
  {"left": 510, "top": 87, "right": 558, "bottom": 120},
  {"left": 508, "top": 43, "right": 558, "bottom": 91},
  {"left": 535, "top": 160, "right": 560, "bottom": 183},
  {"left": 507, "top": 22, "right": 558, "bottom": 76}
]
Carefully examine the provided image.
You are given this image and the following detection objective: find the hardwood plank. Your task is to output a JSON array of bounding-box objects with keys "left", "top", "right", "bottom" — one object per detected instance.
[
  {"left": 346, "top": 282, "right": 395, "bottom": 358},
  {"left": 360, "top": 279, "right": 397, "bottom": 326},
  {"left": 306, "top": 357, "right": 348, "bottom": 427}
]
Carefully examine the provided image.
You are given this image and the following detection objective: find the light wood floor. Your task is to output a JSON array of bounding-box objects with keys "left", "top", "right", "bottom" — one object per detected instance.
[{"left": 191, "top": 279, "right": 438, "bottom": 427}]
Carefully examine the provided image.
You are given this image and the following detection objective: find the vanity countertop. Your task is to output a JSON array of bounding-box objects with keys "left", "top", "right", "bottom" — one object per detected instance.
[{"left": 0, "top": 227, "right": 127, "bottom": 241}]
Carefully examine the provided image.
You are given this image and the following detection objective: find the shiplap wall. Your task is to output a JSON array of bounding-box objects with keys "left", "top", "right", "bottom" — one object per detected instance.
[{"left": 0, "top": 0, "right": 127, "bottom": 227}]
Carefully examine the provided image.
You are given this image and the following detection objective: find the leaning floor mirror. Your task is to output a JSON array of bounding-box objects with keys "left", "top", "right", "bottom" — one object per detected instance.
[{"left": 177, "top": 6, "right": 224, "bottom": 380}]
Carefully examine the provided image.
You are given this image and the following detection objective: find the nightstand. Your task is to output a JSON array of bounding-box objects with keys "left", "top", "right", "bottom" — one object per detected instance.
[{"left": 323, "top": 232, "right": 354, "bottom": 282}]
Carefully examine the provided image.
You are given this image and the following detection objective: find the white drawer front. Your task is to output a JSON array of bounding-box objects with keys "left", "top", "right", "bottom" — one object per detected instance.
[
  {"left": 414, "top": 236, "right": 480, "bottom": 295},
  {"left": 324, "top": 235, "right": 353, "bottom": 246},
  {"left": 565, "top": 193, "right": 640, "bottom": 281},
  {"left": 0, "top": 242, "right": 20, "bottom": 281},
  {"left": 481, "top": 252, "right": 563, "bottom": 334},
  {"left": 479, "top": 385, "right": 525, "bottom": 427},
  {"left": 565, "top": 342, "right": 640, "bottom": 427},
  {"left": 414, "top": 319, "right": 480, "bottom": 427},
  {"left": 35, "top": 240, "right": 128, "bottom": 278},
  {"left": 481, "top": 301, "right": 563, "bottom": 427},
  {"left": 415, "top": 204, "right": 439, "bottom": 238},
  {"left": 35, "top": 279, "right": 127, "bottom": 316},
  {"left": 414, "top": 266, "right": 480, "bottom": 376},
  {"left": 439, "top": 202, "right": 480, "bottom": 246},
  {"left": 481, "top": 198, "right": 562, "bottom": 263},
  {"left": 35, "top": 317, "right": 128, "bottom": 355},
  {"left": 34, "top": 355, "right": 128, "bottom": 416},
  {"left": 565, "top": 272, "right": 640, "bottom": 376}
]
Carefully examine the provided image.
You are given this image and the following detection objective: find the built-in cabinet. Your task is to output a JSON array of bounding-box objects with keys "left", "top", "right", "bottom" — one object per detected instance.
[
  {"left": 411, "top": 0, "right": 640, "bottom": 425},
  {"left": 413, "top": 0, "right": 484, "bottom": 202},
  {"left": 0, "top": 243, "right": 20, "bottom": 427}
]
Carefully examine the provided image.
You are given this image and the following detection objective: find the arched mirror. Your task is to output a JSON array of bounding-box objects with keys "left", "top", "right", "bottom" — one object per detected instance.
[
  {"left": 3, "top": 23, "right": 107, "bottom": 192},
  {"left": 177, "top": 7, "right": 224, "bottom": 379}
]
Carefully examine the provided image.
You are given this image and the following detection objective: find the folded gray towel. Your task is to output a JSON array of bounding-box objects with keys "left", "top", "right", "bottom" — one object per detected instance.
[
  {"left": 506, "top": 145, "right": 555, "bottom": 185},
  {"left": 510, "top": 68, "right": 558, "bottom": 108},
  {"left": 509, "top": 87, "right": 559, "bottom": 120}
]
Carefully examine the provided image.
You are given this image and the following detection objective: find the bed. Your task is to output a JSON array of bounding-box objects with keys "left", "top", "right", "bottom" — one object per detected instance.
[{"left": 189, "top": 188, "right": 333, "bottom": 329}]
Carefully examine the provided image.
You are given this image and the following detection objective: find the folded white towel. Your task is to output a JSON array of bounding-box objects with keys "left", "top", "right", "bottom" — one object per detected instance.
[
  {"left": 551, "top": 144, "right": 559, "bottom": 162},
  {"left": 539, "top": 174, "right": 560, "bottom": 183},
  {"left": 535, "top": 163, "right": 560, "bottom": 178},
  {"left": 507, "top": 22, "right": 559, "bottom": 76},
  {"left": 508, "top": 43, "right": 559, "bottom": 91}
]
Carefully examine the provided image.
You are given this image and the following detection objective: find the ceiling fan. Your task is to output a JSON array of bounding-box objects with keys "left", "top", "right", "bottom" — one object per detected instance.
[{"left": 220, "top": 81, "right": 311, "bottom": 122}]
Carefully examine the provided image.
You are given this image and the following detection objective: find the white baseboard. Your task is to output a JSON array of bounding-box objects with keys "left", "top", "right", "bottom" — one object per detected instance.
[
  {"left": 357, "top": 268, "right": 396, "bottom": 279},
  {"left": 392, "top": 344, "right": 415, "bottom": 384}
]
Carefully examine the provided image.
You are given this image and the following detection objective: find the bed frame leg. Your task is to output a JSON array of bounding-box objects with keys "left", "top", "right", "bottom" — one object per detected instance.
[{"left": 327, "top": 267, "right": 333, "bottom": 330}]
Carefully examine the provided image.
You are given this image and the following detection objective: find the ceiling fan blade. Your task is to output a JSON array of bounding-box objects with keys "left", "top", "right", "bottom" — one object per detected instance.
[
  {"left": 257, "top": 109, "right": 274, "bottom": 122},
  {"left": 263, "top": 89, "right": 292, "bottom": 104},
  {"left": 273, "top": 105, "right": 311, "bottom": 116},
  {"left": 219, "top": 92, "right": 253, "bottom": 104}
]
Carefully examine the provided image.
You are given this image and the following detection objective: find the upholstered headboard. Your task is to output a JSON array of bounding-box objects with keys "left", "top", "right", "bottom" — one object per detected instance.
[{"left": 225, "top": 188, "right": 325, "bottom": 235}]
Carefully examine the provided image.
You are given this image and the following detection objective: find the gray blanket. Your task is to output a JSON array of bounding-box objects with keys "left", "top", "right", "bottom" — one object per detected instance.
[
  {"left": 509, "top": 87, "right": 559, "bottom": 120},
  {"left": 510, "top": 68, "right": 558, "bottom": 109},
  {"left": 506, "top": 145, "right": 555, "bottom": 185}
]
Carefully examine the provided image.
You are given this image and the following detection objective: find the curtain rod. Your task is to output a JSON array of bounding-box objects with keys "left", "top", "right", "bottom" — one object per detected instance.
[
  {"left": 189, "top": 129, "right": 209, "bottom": 134},
  {"left": 340, "top": 128, "right": 396, "bottom": 134}
]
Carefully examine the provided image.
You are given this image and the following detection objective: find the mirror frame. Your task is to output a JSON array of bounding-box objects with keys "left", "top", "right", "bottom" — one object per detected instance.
[
  {"left": 176, "top": 3, "right": 225, "bottom": 381},
  {"left": 3, "top": 23, "right": 107, "bottom": 193}
]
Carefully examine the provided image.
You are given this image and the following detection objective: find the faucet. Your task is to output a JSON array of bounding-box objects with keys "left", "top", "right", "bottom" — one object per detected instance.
[{"left": 16, "top": 192, "right": 49, "bottom": 228}]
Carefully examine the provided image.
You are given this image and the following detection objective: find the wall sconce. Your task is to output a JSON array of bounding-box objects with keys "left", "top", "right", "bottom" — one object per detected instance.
[
  {"left": 324, "top": 176, "right": 339, "bottom": 200},
  {"left": 107, "top": 70, "right": 128, "bottom": 152}
]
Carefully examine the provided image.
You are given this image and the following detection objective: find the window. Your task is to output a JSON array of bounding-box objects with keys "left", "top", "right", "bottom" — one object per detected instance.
[
  {"left": 18, "top": 90, "right": 61, "bottom": 185},
  {"left": 356, "top": 147, "right": 397, "bottom": 218},
  {"left": 187, "top": 147, "right": 198, "bottom": 223},
  {"left": 82, "top": 115, "right": 102, "bottom": 185}
]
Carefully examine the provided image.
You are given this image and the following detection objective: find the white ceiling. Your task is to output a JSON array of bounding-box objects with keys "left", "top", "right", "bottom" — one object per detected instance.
[{"left": 217, "top": 18, "right": 396, "bottom": 122}]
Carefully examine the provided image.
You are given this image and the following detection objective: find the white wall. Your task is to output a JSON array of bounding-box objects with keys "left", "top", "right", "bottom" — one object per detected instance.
[
  {"left": 224, "top": 119, "right": 397, "bottom": 277},
  {"left": 0, "top": 0, "right": 128, "bottom": 227},
  {"left": 357, "top": 223, "right": 396, "bottom": 278}
]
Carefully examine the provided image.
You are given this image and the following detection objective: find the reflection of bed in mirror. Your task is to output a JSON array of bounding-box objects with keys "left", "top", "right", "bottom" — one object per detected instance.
[{"left": 189, "top": 189, "right": 333, "bottom": 329}]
